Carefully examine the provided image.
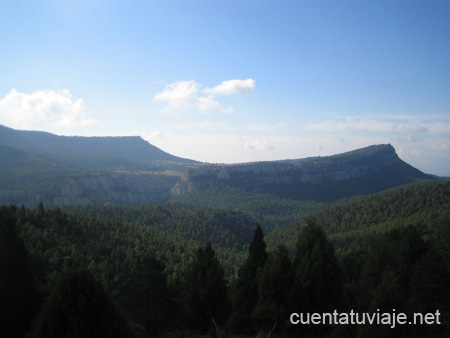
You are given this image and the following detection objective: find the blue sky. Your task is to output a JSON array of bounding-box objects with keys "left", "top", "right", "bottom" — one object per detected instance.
[{"left": 1, "top": 0, "right": 449, "bottom": 175}]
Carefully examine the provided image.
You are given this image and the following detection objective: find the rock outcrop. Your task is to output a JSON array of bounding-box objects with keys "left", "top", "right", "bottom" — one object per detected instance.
[
  {"left": 0, "top": 173, "right": 178, "bottom": 208},
  {"left": 171, "top": 144, "right": 433, "bottom": 201}
]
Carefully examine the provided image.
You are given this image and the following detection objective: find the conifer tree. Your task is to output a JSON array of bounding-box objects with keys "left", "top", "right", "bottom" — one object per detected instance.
[
  {"left": 28, "top": 269, "right": 131, "bottom": 338},
  {"left": 228, "top": 224, "right": 268, "bottom": 334},
  {"left": 252, "top": 244, "right": 292, "bottom": 333},
  {"left": 292, "top": 221, "right": 341, "bottom": 317},
  {"left": 0, "top": 206, "right": 39, "bottom": 338},
  {"left": 116, "top": 255, "right": 174, "bottom": 336},
  {"left": 181, "top": 242, "right": 227, "bottom": 333},
  {"left": 357, "top": 226, "right": 450, "bottom": 338}
]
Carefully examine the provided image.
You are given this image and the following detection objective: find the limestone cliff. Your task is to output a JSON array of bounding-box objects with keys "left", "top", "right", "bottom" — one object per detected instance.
[
  {"left": 0, "top": 172, "right": 178, "bottom": 207},
  {"left": 171, "top": 144, "right": 434, "bottom": 201}
]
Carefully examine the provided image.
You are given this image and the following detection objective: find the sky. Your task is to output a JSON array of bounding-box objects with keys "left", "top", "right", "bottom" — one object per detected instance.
[{"left": 1, "top": 0, "right": 449, "bottom": 176}]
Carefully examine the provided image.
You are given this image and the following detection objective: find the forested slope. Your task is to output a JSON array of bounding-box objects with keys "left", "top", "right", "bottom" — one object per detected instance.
[
  {"left": 171, "top": 144, "right": 437, "bottom": 202},
  {"left": 171, "top": 186, "right": 330, "bottom": 232},
  {"left": 0, "top": 124, "right": 197, "bottom": 169},
  {"left": 16, "top": 204, "right": 257, "bottom": 288},
  {"left": 266, "top": 180, "right": 450, "bottom": 257},
  {"left": 2, "top": 201, "right": 449, "bottom": 337},
  {"left": 0, "top": 125, "right": 203, "bottom": 207}
]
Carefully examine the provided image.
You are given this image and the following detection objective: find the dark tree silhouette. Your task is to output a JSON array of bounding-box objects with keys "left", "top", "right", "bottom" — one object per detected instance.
[
  {"left": 28, "top": 269, "right": 131, "bottom": 338},
  {"left": 181, "top": 243, "right": 227, "bottom": 333},
  {"left": 228, "top": 224, "right": 268, "bottom": 334},
  {"left": 0, "top": 206, "right": 39, "bottom": 338}
]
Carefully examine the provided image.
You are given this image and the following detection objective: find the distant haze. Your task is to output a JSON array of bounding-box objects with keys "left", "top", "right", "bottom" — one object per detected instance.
[{"left": 0, "top": 1, "right": 449, "bottom": 176}]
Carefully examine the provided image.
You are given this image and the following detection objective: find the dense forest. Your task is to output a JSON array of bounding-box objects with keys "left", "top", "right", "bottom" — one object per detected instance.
[
  {"left": 170, "top": 186, "right": 331, "bottom": 232},
  {"left": 1, "top": 180, "right": 450, "bottom": 337},
  {"left": 266, "top": 180, "right": 450, "bottom": 257}
]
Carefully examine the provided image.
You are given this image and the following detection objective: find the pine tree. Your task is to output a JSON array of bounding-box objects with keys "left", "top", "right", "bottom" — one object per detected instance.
[
  {"left": 228, "top": 224, "right": 268, "bottom": 334},
  {"left": 252, "top": 244, "right": 293, "bottom": 333},
  {"left": 357, "top": 226, "right": 450, "bottom": 338},
  {"left": 0, "top": 206, "right": 39, "bottom": 338},
  {"left": 28, "top": 269, "right": 131, "bottom": 338},
  {"left": 116, "top": 255, "right": 174, "bottom": 336},
  {"left": 181, "top": 242, "right": 227, "bottom": 333},
  {"left": 293, "top": 221, "right": 341, "bottom": 313}
]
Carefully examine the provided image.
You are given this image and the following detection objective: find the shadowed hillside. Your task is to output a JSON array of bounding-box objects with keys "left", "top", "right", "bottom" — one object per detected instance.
[{"left": 171, "top": 144, "right": 436, "bottom": 202}]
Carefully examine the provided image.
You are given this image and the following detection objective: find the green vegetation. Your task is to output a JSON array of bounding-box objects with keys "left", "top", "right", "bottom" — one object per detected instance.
[
  {"left": 64, "top": 203, "right": 257, "bottom": 248},
  {"left": 228, "top": 225, "right": 268, "bottom": 334},
  {"left": 0, "top": 207, "right": 39, "bottom": 338},
  {"left": 0, "top": 124, "right": 198, "bottom": 170},
  {"left": 0, "top": 124, "right": 205, "bottom": 206},
  {"left": 171, "top": 186, "right": 329, "bottom": 232},
  {"left": 180, "top": 243, "right": 228, "bottom": 333},
  {"left": 266, "top": 180, "right": 450, "bottom": 256},
  {"left": 28, "top": 269, "right": 132, "bottom": 338},
  {"left": 1, "top": 180, "right": 450, "bottom": 337}
]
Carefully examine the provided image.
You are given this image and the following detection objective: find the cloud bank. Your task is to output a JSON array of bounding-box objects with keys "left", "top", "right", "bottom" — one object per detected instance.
[
  {"left": 306, "top": 115, "right": 450, "bottom": 143},
  {"left": 0, "top": 89, "right": 96, "bottom": 127}
]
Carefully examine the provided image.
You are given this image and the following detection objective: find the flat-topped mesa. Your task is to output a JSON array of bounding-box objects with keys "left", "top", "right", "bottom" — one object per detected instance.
[
  {"left": 0, "top": 124, "right": 197, "bottom": 169},
  {"left": 171, "top": 144, "right": 432, "bottom": 201}
]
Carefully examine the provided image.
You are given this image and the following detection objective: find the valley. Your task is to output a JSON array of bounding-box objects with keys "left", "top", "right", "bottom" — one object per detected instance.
[{"left": 1, "top": 124, "right": 449, "bottom": 337}]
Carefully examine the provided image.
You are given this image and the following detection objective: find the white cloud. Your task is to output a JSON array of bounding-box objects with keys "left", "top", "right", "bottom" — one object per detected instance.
[
  {"left": 305, "top": 115, "right": 450, "bottom": 143},
  {"left": 336, "top": 136, "right": 352, "bottom": 145},
  {"left": 154, "top": 78, "right": 254, "bottom": 114},
  {"left": 298, "top": 114, "right": 450, "bottom": 175},
  {"left": 198, "top": 95, "right": 233, "bottom": 114},
  {"left": 203, "top": 78, "right": 255, "bottom": 96},
  {"left": 391, "top": 124, "right": 429, "bottom": 142},
  {"left": 0, "top": 89, "right": 96, "bottom": 127},
  {"left": 240, "top": 139, "right": 275, "bottom": 152},
  {"left": 432, "top": 144, "right": 448, "bottom": 151},
  {"left": 154, "top": 80, "right": 201, "bottom": 110},
  {"left": 154, "top": 80, "right": 232, "bottom": 114}
]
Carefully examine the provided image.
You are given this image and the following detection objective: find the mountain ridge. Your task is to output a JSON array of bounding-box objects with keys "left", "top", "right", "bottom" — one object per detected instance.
[
  {"left": 0, "top": 124, "right": 439, "bottom": 207},
  {"left": 171, "top": 144, "right": 436, "bottom": 202},
  {"left": 0, "top": 124, "right": 197, "bottom": 170}
]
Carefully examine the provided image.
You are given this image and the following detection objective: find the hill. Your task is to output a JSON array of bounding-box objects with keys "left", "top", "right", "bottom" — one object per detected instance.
[
  {"left": 5, "top": 180, "right": 450, "bottom": 337},
  {"left": 172, "top": 144, "right": 435, "bottom": 202},
  {"left": 0, "top": 125, "right": 439, "bottom": 211},
  {"left": 266, "top": 180, "right": 450, "bottom": 257},
  {"left": 0, "top": 125, "right": 202, "bottom": 206},
  {"left": 0, "top": 124, "right": 197, "bottom": 170},
  {"left": 171, "top": 144, "right": 439, "bottom": 231}
]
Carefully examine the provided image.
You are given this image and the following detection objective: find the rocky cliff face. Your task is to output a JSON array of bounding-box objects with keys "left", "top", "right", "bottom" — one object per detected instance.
[
  {"left": 0, "top": 172, "right": 179, "bottom": 208},
  {"left": 0, "top": 144, "right": 434, "bottom": 206},
  {"left": 171, "top": 144, "right": 432, "bottom": 201}
]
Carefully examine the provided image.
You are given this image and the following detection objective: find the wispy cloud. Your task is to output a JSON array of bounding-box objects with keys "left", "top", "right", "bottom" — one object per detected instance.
[
  {"left": 203, "top": 78, "right": 255, "bottom": 96},
  {"left": 305, "top": 114, "right": 450, "bottom": 142},
  {"left": 154, "top": 78, "right": 254, "bottom": 114},
  {"left": 391, "top": 124, "right": 429, "bottom": 142},
  {"left": 0, "top": 89, "right": 96, "bottom": 127},
  {"left": 240, "top": 139, "right": 275, "bottom": 152}
]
